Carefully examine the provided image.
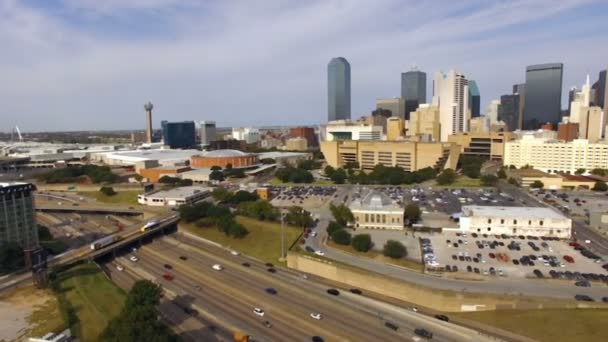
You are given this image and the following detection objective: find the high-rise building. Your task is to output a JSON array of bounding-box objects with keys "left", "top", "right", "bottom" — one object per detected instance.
[
  {"left": 290, "top": 127, "right": 317, "bottom": 147},
  {"left": 161, "top": 121, "right": 196, "bottom": 149},
  {"left": 198, "top": 121, "right": 216, "bottom": 145},
  {"left": 468, "top": 80, "right": 481, "bottom": 118},
  {"left": 409, "top": 104, "right": 441, "bottom": 141},
  {"left": 144, "top": 102, "right": 154, "bottom": 144},
  {"left": 386, "top": 117, "right": 405, "bottom": 141},
  {"left": 591, "top": 69, "right": 608, "bottom": 133},
  {"left": 0, "top": 183, "right": 38, "bottom": 248},
  {"left": 523, "top": 63, "right": 563, "bottom": 130},
  {"left": 499, "top": 94, "right": 520, "bottom": 131},
  {"left": 376, "top": 98, "right": 405, "bottom": 120},
  {"left": 232, "top": 127, "right": 261, "bottom": 144},
  {"left": 557, "top": 122, "right": 579, "bottom": 142},
  {"left": 513, "top": 83, "right": 526, "bottom": 129},
  {"left": 469, "top": 116, "right": 490, "bottom": 134},
  {"left": 328, "top": 57, "right": 351, "bottom": 121},
  {"left": 578, "top": 107, "right": 604, "bottom": 143},
  {"left": 486, "top": 100, "right": 501, "bottom": 125},
  {"left": 401, "top": 69, "right": 426, "bottom": 119},
  {"left": 569, "top": 75, "right": 592, "bottom": 124},
  {"left": 432, "top": 70, "right": 470, "bottom": 141}
]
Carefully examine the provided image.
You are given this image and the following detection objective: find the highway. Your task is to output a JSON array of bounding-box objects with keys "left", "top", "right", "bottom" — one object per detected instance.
[{"left": 111, "top": 234, "right": 495, "bottom": 342}]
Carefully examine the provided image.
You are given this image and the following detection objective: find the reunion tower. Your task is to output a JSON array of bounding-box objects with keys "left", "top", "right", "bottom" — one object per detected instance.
[{"left": 144, "top": 102, "right": 154, "bottom": 143}]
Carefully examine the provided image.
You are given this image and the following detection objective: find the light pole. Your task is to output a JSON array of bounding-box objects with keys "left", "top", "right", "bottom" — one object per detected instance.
[{"left": 280, "top": 208, "right": 287, "bottom": 261}]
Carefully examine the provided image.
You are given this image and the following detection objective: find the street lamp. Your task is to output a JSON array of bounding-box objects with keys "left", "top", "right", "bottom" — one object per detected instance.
[{"left": 280, "top": 208, "right": 288, "bottom": 261}]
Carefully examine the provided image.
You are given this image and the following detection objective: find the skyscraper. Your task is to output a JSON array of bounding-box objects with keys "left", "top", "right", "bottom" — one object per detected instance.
[
  {"left": 161, "top": 121, "right": 196, "bottom": 148},
  {"left": 0, "top": 182, "right": 38, "bottom": 248},
  {"left": 498, "top": 94, "right": 520, "bottom": 132},
  {"left": 401, "top": 70, "right": 426, "bottom": 119},
  {"left": 523, "top": 63, "right": 563, "bottom": 130},
  {"left": 376, "top": 98, "right": 405, "bottom": 119},
  {"left": 468, "top": 80, "right": 481, "bottom": 118},
  {"left": 198, "top": 121, "right": 216, "bottom": 145},
  {"left": 513, "top": 83, "right": 526, "bottom": 129},
  {"left": 432, "top": 70, "right": 470, "bottom": 141},
  {"left": 591, "top": 69, "right": 607, "bottom": 134},
  {"left": 327, "top": 57, "right": 351, "bottom": 121}
]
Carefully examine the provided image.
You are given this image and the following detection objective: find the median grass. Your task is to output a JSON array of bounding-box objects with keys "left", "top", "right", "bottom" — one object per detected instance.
[
  {"left": 452, "top": 309, "right": 608, "bottom": 342},
  {"left": 435, "top": 176, "right": 485, "bottom": 188},
  {"left": 50, "top": 263, "right": 126, "bottom": 341},
  {"left": 77, "top": 190, "right": 140, "bottom": 205},
  {"left": 181, "top": 216, "right": 301, "bottom": 264},
  {"left": 327, "top": 241, "right": 424, "bottom": 272}
]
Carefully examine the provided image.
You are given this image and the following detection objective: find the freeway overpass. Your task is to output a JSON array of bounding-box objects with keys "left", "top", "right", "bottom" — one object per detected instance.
[{"left": 36, "top": 204, "right": 143, "bottom": 216}]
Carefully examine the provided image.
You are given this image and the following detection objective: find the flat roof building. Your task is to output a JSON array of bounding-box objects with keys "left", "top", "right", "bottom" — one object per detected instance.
[
  {"left": 323, "top": 120, "right": 383, "bottom": 141},
  {"left": 447, "top": 132, "right": 516, "bottom": 161},
  {"left": 137, "top": 186, "right": 211, "bottom": 207},
  {"left": 460, "top": 205, "right": 571, "bottom": 238},
  {"left": 350, "top": 191, "right": 404, "bottom": 230}
]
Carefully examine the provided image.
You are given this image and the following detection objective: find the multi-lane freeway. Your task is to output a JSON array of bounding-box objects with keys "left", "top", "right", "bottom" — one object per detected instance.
[{"left": 110, "top": 234, "right": 496, "bottom": 342}]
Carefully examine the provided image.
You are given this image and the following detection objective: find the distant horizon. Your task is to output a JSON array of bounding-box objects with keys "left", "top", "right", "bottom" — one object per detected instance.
[{"left": 1, "top": 1, "right": 607, "bottom": 131}]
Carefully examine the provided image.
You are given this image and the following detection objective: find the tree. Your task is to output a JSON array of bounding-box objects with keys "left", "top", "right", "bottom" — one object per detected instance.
[
  {"left": 326, "top": 221, "right": 343, "bottom": 236},
  {"left": 460, "top": 156, "right": 485, "bottom": 179},
  {"left": 228, "top": 222, "right": 249, "bottom": 238},
  {"left": 575, "top": 168, "right": 586, "bottom": 175},
  {"left": 209, "top": 170, "right": 225, "bottom": 182},
  {"left": 133, "top": 174, "right": 144, "bottom": 182},
  {"left": 0, "top": 242, "right": 24, "bottom": 274},
  {"left": 178, "top": 178, "right": 193, "bottom": 186},
  {"left": 330, "top": 168, "right": 347, "bottom": 184},
  {"left": 351, "top": 234, "right": 372, "bottom": 252},
  {"left": 210, "top": 165, "right": 222, "bottom": 171},
  {"left": 592, "top": 181, "right": 608, "bottom": 192},
  {"left": 236, "top": 200, "right": 279, "bottom": 221},
  {"left": 404, "top": 203, "right": 421, "bottom": 224},
  {"left": 212, "top": 187, "right": 232, "bottom": 202},
  {"left": 284, "top": 206, "right": 314, "bottom": 228},
  {"left": 436, "top": 169, "right": 456, "bottom": 185},
  {"left": 331, "top": 229, "right": 351, "bottom": 245},
  {"left": 509, "top": 165, "right": 517, "bottom": 170},
  {"left": 125, "top": 280, "right": 162, "bottom": 308},
  {"left": 497, "top": 168, "right": 507, "bottom": 179},
  {"left": 99, "top": 186, "right": 116, "bottom": 196},
  {"left": 329, "top": 204, "right": 354, "bottom": 226},
  {"left": 383, "top": 240, "right": 407, "bottom": 259},
  {"left": 590, "top": 168, "right": 608, "bottom": 176},
  {"left": 508, "top": 177, "right": 519, "bottom": 186},
  {"left": 530, "top": 180, "right": 544, "bottom": 189},
  {"left": 229, "top": 190, "right": 258, "bottom": 205},
  {"left": 324, "top": 165, "right": 335, "bottom": 177},
  {"left": 480, "top": 174, "right": 499, "bottom": 186}
]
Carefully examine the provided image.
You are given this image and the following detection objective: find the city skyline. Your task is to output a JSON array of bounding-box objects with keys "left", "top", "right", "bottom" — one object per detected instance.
[{"left": 1, "top": 0, "right": 608, "bottom": 131}]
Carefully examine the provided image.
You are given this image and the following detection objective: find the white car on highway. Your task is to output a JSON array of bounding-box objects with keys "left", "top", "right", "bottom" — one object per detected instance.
[
  {"left": 310, "top": 312, "right": 322, "bottom": 320},
  {"left": 129, "top": 256, "right": 139, "bottom": 262},
  {"left": 230, "top": 251, "right": 240, "bottom": 256},
  {"left": 314, "top": 250, "right": 325, "bottom": 256},
  {"left": 253, "top": 308, "right": 265, "bottom": 317},
  {"left": 212, "top": 264, "right": 223, "bottom": 271},
  {"left": 116, "top": 265, "right": 124, "bottom": 272}
]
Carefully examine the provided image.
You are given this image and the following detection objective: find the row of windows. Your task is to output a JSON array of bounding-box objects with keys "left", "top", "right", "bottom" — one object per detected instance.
[{"left": 487, "top": 218, "right": 543, "bottom": 226}]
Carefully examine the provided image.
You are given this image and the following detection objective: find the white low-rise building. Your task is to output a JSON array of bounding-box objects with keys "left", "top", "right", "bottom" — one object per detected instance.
[
  {"left": 349, "top": 191, "right": 404, "bottom": 230},
  {"left": 322, "top": 120, "right": 383, "bottom": 141},
  {"left": 459, "top": 206, "right": 571, "bottom": 238},
  {"left": 137, "top": 186, "right": 211, "bottom": 206}
]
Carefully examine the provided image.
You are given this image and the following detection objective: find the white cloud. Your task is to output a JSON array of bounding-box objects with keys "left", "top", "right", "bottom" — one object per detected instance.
[{"left": 0, "top": 0, "right": 606, "bottom": 131}]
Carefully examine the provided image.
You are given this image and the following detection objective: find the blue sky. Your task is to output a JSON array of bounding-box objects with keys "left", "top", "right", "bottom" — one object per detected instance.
[{"left": 1, "top": 0, "right": 607, "bottom": 131}]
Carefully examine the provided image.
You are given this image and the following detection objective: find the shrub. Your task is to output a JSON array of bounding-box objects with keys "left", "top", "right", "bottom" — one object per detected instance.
[
  {"left": 383, "top": 240, "right": 407, "bottom": 259},
  {"left": 99, "top": 186, "right": 116, "bottom": 196},
  {"left": 436, "top": 169, "right": 456, "bottom": 185},
  {"left": 404, "top": 203, "right": 421, "bottom": 224},
  {"left": 530, "top": 180, "right": 544, "bottom": 189},
  {"left": 351, "top": 234, "right": 372, "bottom": 252},
  {"left": 592, "top": 181, "right": 608, "bottom": 192},
  {"left": 326, "top": 221, "right": 343, "bottom": 235},
  {"left": 480, "top": 174, "right": 499, "bottom": 186},
  {"left": 331, "top": 229, "right": 351, "bottom": 245}
]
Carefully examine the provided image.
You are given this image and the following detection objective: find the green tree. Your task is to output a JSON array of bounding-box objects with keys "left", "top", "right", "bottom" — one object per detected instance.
[
  {"left": 590, "top": 168, "right": 608, "bottom": 176},
  {"left": 326, "top": 221, "right": 343, "bottom": 236},
  {"left": 133, "top": 174, "right": 144, "bottom": 182},
  {"left": 178, "top": 178, "right": 193, "bottom": 186},
  {"left": 331, "top": 229, "right": 351, "bottom": 245},
  {"left": 323, "top": 165, "right": 335, "bottom": 177},
  {"left": 211, "top": 187, "right": 233, "bottom": 202},
  {"left": 497, "top": 168, "right": 507, "bottom": 179},
  {"left": 260, "top": 158, "right": 276, "bottom": 164},
  {"left": 284, "top": 206, "right": 314, "bottom": 228},
  {"left": 509, "top": 165, "right": 517, "bottom": 170},
  {"left": 351, "top": 234, "right": 372, "bottom": 252},
  {"left": 480, "top": 174, "right": 499, "bottom": 186},
  {"left": 330, "top": 168, "right": 347, "bottom": 184},
  {"left": 229, "top": 190, "right": 258, "bottom": 205},
  {"left": 404, "top": 203, "right": 421, "bottom": 224},
  {"left": 575, "top": 168, "right": 586, "bottom": 175},
  {"left": 460, "top": 156, "right": 485, "bottom": 179},
  {"left": 99, "top": 186, "right": 116, "bottom": 196},
  {"left": 210, "top": 165, "right": 222, "bottom": 171},
  {"left": 592, "top": 181, "right": 608, "bottom": 192},
  {"left": 530, "top": 180, "right": 544, "bottom": 189},
  {"left": 436, "top": 168, "right": 456, "bottom": 185},
  {"left": 330, "top": 204, "right": 354, "bottom": 226},
  {"left": 209, "top": 170, "right": 225, "bottom": 182},
  {"left": 508, "top": 177, "right": 519, "bottom": 186},
  {"left": 236, "top": 200, "right": 279, "bottom": 221},
  {"left": 383, "top": 240, "right": 407, "bottom": 259}
]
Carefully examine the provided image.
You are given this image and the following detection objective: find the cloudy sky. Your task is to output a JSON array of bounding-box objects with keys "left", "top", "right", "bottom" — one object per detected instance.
[{"left": 1, "top": 0, "right": 607, "bottom": 132}]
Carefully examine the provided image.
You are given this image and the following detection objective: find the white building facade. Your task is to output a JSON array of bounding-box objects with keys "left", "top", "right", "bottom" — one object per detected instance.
[
  {"left": 232, "top": 127, "right": 261, "bottom": 144},
  {"left": 137, "top": 186, "right": 211, "bottom": 206},
  {"left": 323, "top": 120, "right": 383, "bottom": 141},
  {"left": 459, "top": 206, "right": 571, "bottom": 238},
  {"left": 432, "top": 70, "right": 470, "bottom": 142},
  {"left": 504, "top": 136, "right": 608, "bottom": 174}
]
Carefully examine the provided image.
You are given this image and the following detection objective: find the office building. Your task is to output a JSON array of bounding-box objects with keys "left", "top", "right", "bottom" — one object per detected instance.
[
  {"left": 432, "top": 70, "right": 470, "bottom": 141},
  {"left": 358, "top": 113, "right": 389, "bottom": 134},
  {"left": 232, "top": 127, "right": 260, "bottom": 144},
  {"left": 469, "top": 116, "right": 490, "bottom": 134},
  {"left": 592, "top": 69, "right": 607, "bottom": 119},
  {"left": 0, "top": 182, "right": 38, "bottom": 248},
  {"left": 557, "top": 122, "right": 579, "bottom": 142},
  {"left": 144, "top": 102, "right": 154, "bottom": 144},
  {"left": 328, "top": 57, "right": 351, "bottom": 121},
  {"left": 408, "top": 104, "right": 441, "bottom": 141},
  {"left": 447, "top": 132, "right": 516, "bottom": 161},
  {"left": 468, "top": 80, "right": 481, "bottom": 118},
  {"left": 569, "top": 75, "right": 592, "bottom": 124},
  {"left": 290, "top": 127, "right": 317, "bottom": 147},
  {"left": 198, "top": 121, "right": 216, "bottom": 145},
  {"left": 386, "top": 117, "right": 405, "bottom": 141},
  {"left": 513, "top": 83, "right": 526, "bottom": 129},
  {"left": 324, "top": 120, "right": 383, "bottom": 141},
  {"left": 376, "top": 98, "right": 406, "bottom": 120},
  {"left": 350, "top": 191, "right": 405, "bottom": 230},
  {"left": 578, "top": 107, "right": 604, "bottom": 143},
  {"left": 260, "top": 137, "right": 281, "bottom": 149},
  {"left": 401, "top": 69, "right": 426, "bottom": 119},
  {"left": 320, "top": 140, "right": 459, "bottom": 172},
  {"left": 486, "top": 100, "right": 501, "bottom": 125},
  {"left": 161, "top": 121, "right": 196, "bottom": 149},
  {"left": 137, "top": 186, "right": 211, "bottom": 207},
  {"left": 285, "top": 137, "right": 308, "bottom": 151},
  {"left": 459, "top": 206, "right": 571, "bottom": 239},
  {"left": 498, "top": 94, "right": 520, "bottom": 131},
  {"left": 504, "top": 136, "right": 608, "bottom": 174},
  {"left": 523, "top": 63, "right": 564, "bottom": 129}
]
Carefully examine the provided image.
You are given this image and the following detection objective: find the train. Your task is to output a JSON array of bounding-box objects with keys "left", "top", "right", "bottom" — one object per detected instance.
[
  {"left": 90, "top": 235, "right": 122, "bottom": 250},
  {"left": 140, "top": 219, "right": 161, "bottom": 233}
]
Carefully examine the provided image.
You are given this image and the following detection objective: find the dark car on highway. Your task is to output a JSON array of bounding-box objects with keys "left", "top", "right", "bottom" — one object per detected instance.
[
  {"left": 349, "top": 288, "right": 362, "bottom": 295},
  {"left": 435, "top": 314, "right": 449, "bottom": 322},
  {"left": 265, "top": 288, "right": 278, "bottom": 295},
  {"left": 575, "top": 294, "right": 594, "bottom": 302},
  {"left": 414, "top": 328, "right": 433, "bottom": 339},
  {"left": 326, "top": 289, "right": 340, "bottom": 296},
  {"left": 384, "top": 322, "right": 399, "bottom": 331}
]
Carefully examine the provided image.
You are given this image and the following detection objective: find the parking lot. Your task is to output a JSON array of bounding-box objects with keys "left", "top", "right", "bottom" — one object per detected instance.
[
  {"left": 423, "top": 231, "right": 608, "bottom": 284},
  {"left": 530, "top": 189, "right": 608, "bottom": 218},
  {"left": 270, "top": 185, "right": 338, "bottom": 209}
]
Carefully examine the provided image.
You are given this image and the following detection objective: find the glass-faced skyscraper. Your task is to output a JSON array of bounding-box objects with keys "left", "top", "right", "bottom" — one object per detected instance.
[
  {"left": 401, "top": 70, "right": 426, "bottom": 120},
  {"left": 468, "top": 80, "right": 480, "bottom": 118},
  {"left": 523, "top": 63, "right": 563, "bottom": 130},
  {"left": 327, "top": 57, "right": 351, "bottom": 121}
]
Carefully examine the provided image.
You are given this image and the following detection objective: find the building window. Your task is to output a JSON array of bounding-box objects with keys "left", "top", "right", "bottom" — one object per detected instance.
[
  {"left": 528, "top": 220, "right": 532, "bottom": 225},
  {"left": 487, "top": 219, "right": 492, "bottom": 224},
  {"left": 500, "top": 219, "right": 504, "bottom": 224},
  {"left": 487, "top": 227, "right": 491, "bottom": 231},
  {"left": 512, "top": 228, "right": 516, "bottom": 234},
  {"left": 365, "top": 214, "right": 368, "bottom": 222},
  {"left": 540, "top": 220, "right": 543, "bottom": 226},
  {"left": 513, "top": 220, "right": 517, "bottom": 224}
]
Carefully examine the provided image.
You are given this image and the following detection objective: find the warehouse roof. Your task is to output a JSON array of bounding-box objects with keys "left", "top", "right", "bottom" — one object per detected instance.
[{"left": 461, "top": 206, "right": 566, "bottom": 219}]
